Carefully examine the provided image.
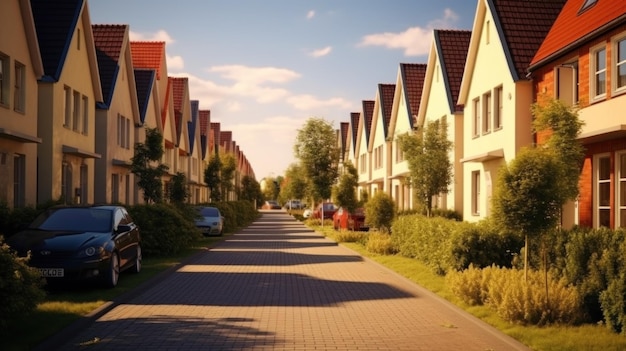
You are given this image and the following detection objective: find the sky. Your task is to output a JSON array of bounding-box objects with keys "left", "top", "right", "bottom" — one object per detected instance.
[{"left": 88, "top": 0, "right": 476, "bottom": 180}]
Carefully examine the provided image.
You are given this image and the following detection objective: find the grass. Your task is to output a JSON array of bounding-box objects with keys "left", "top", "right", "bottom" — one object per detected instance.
[
  {"left": 318, "top": 225, "right": 626, "bottom": 351},
  {"left": 1, "top": 236, "right": 223, "bottom": 351}
]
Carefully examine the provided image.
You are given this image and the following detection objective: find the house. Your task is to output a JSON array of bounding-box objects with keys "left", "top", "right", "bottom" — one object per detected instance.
[
  {"left": 417, "top": 29, "right": 471, "bottom": 215},
  {"left": 457, "top": 0, "right": 566, "bottom": 222},
  {"left": 387, "top": 63, "right": 427, "bottom": 211},
  {"left": 344, "top": 112, "right": 360, "bottom": 173},
  {"left": 368, "top": 84, "right": 395, "bottom": 196},
  {"left": 528, "top": 0, "right": 626, "bottom": 229},
  {"left": 32, "top": 0, "right": 104, "bottom": 205},
  {"left": 0, "top": 0, "right": 43, "bottom": 207},
  {"left": 92, "top": 24, "right": 140, "bottom": 205},
  {"left": 355, "top": 100, "right": 375, "bottom": 199}
]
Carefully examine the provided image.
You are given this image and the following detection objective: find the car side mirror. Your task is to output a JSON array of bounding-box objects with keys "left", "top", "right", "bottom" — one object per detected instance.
[{"left": 116, "top": 224, "right": 132, "bottom": 234}]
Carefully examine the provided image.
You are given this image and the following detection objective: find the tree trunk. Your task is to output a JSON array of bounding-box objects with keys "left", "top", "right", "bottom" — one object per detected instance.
[{"left": 524, "top": 234, "right": 528, "bottom": 282}]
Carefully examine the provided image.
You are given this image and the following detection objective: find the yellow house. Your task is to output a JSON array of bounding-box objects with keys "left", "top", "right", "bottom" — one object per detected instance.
[
  {"left": 368, "top": 84, "right": 395, "bottom": 197},
  {"left": 32, "top": 0, "right": 103, "bottom": 204},
  {"left": 417, "top": 30, "right": 471, "bottom": 216},
  {"left": 457, "top": 0, "right": 564, "bottom": 222},
  {"left": 0, "top": 0, "right": 43, "bottom": 207},
  {"left": 387, "top": 63, "right": 427, "bottom": 211},
  {"left": 355, "top": 100, "right": 375, "bottom": 200},
  {"left": 92, "top": 24, "right": 140, "bottom": 205}
]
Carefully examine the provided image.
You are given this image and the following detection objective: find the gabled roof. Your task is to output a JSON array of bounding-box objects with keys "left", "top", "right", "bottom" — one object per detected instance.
[
  {"left": 350, "top": 112, "right": 360, "bottom": 152},
  {"left": 434, "top": 30, "right": 472, "bottom": 112},
  {"left": 130, "top": 41, "right": 165, "bottom": 79},
  {"left": 488, "top": 0, "right": 566, "bottom": 81},
  {"left": 171, "top": 76, "right": 188, "bottom": 142},
  {"left": 210, "top": 122, "right": 221, "bottom": 155},
  {"left": 339, "top": 122, "right": 349, "bottom": 158},
  {"left": 199, "top": 110, "right": 210, "bottom": 160},
  {"left": 220, "top": 131, "right": 233, "bottom": 153},
  {"left": 31, "top": 0, "right": 83, "bottom": 81},
  {"left": 530, "top": 0, "right": 626, "bottom": 69},
  {"left": 362, "top": 100, "right": 375, "bottom": 145},
  {"left": 134, "top": 69, "right": 156, "bottom": 124},
  {"left": 400, "top": 63, "right": 427, "bottom": 128},
  {"left": 92, "top": 24, "right": 127, "bottom": 107},
  {"left": 378, "top": 84, "right": 396, "bottom": 137},
  {"left": 188, "top": 100, "right": 199, "bottom": 154}
]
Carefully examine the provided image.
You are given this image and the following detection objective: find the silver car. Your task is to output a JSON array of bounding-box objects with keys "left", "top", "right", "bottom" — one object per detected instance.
[{"left": 195, "top": 206, "right": 224, "bottom": 236}]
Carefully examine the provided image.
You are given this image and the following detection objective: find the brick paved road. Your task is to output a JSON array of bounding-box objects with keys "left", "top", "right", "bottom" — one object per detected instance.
[{"left": 44, "top": 211, "right": 531, "bottom": 350}]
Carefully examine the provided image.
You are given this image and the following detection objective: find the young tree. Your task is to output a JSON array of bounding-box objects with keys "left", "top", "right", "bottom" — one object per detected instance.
[
  {"left": 168, "top": 172, "right": 189, "bottom": 204},
  {"left": 240, "top": 175, "right": 263, "bottom": 205},
  {"left": 205, "top": 153, "right": 222, "bottom": 202},
  {"left": 398, "top": 118, "right": 452, "bottom": 216},
  {"left": 280, "top": 163, "right": 308, "bottom": 204},
  {"left": 131, "top": 127, "right": 169, "bottom": 203},
  {"left": 220, "top": 153, "right": 237, "bottom": 201},
  {"left": 333, "top": 160, "right": 359, "bottom": 213},
  {"left": 294, "top": 118, "right": 340, "bottom": 204}
]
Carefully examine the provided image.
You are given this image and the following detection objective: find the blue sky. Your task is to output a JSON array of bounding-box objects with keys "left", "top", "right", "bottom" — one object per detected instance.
[{"left": 88, "top": 0, "right": 476, "bottom": 180}]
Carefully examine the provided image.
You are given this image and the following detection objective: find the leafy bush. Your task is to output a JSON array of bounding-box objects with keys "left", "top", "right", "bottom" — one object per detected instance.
[
  {"left": 365, "top": 232, "right": 396, "bottom": 255},
  {"left": 334, "top": 230, "right": 367, "bottom": 243},
  {"left": 364, "top": 192, "right": 395, "bottom": 233},
  {"left": 0, "top": 237, "right": 45, "bottom": 333},
  {"left": 448, "top": 265, "right": 582, "bottom": 325},
  {"left": 127, "top": 203, "right": 201, "bottom": 256}
]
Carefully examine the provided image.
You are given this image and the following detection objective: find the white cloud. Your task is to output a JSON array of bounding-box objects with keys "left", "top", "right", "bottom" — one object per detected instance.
[
  {"left": 166, "top": 54, "right": 185, "bottom": 71},
  {"left": 308, "top": 46, "right": 332, "bottom": 58},
  {"left": 208, "top": 65, "right": 300, "bottom": 85},
  {"left": 129, "top": 29, "right": 175, "bottom": 44},
  {"left": 356, "top": 8, "right": 460, "bottom": 56},
  {"left": 306, "top": 10, "right": 315, "bottom": 19},
  {"left": 287, "top": 94, "right": 353, "bottom": 111}
]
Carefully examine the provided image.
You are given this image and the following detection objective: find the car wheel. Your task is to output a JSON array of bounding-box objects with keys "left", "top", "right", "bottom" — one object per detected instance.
[
  {"left": 104, "top": 252, "right": 120, "bottom": 288},
  {"left": 130, "top": 245, "right": 142, "bottom": 274}
]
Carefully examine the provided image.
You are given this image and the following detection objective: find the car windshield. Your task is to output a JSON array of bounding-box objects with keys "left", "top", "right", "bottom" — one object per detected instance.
[
  {"left": 198, "top": 207, "right": 219, "bottom": 217},
  {"left": 31, "top": 208, "right": 112, "bottom": 233},
  {"left": 322, "top": 203, "right": 335, "bottom": 210}
]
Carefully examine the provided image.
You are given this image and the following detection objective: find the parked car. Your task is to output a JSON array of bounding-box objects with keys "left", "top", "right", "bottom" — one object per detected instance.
[
  {"left": 284, "top": 199, "right": 304, "bottom": 210},
  {"left": 195, "top": 206, "right": 224, "bottom": 236},
  {"left": 261, "top": 200, "right": 282, "bottom": 210},
  {"left": 312, "top": 202, "right": 337, "bottom": 220},
  {"left": 6, "top": 205, "right": 141, "bottom": 288},
  {"left": 302, "top": 208, "right": 312, "bottom": 218},
  {"left": 333, "top": 207, "right": 369, "bottom": 231}
]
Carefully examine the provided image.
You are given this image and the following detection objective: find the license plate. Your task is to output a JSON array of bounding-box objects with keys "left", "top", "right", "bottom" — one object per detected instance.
[{"left": 39, "top": 268, "right": 64, "bottom": 278}]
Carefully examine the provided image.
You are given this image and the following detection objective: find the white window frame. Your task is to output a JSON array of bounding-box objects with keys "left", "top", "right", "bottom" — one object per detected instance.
[
  {"left": 617, "top": 151, "right": 626, "bottom": 228},
  {"left": 611, "top": 32, "right": 626, "bottom": 95},
  {"left": 82, "top": 95, "right": 89, "bottom": 134},
  {"left": 471, "top": 170, "right": 480, "bottom": 216},
  {"left": 63, "top": 86, "right": 72, "bottom": 128},
  {"left": 590, "top": 43, "right": 607, "bottom": 102},
  {"left": 482, "top": 91, "right": 491, "bottom": 134},
  {"left": 472, "top": 98, "right": 480, "bottom": 138},
  {"left": 72, "top": 90, "right": 80, "bottom": 132},
  {"left": 494, "top": 86, "right": 503, "bottom": 130},
  {"left": 594, "top": 153, "right": 611, "bottom": 228}
]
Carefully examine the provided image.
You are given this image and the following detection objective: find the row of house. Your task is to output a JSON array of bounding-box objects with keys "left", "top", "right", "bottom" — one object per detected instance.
[
  {"left": 337, "top": 0, "right": 626, "bottom": 230},
  {"left": 0, "top": 0, "right": 255, "bottom": 209}
]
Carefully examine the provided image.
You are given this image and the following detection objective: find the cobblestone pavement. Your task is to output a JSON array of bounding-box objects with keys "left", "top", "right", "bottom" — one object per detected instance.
[{"left": 44, "top": 211, "right": 531, "bottom": 351}]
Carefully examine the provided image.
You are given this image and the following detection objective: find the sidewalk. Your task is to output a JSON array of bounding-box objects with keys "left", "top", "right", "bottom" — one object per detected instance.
[{"left": 47, "top": 211, "right": 531, "bottom": 350}]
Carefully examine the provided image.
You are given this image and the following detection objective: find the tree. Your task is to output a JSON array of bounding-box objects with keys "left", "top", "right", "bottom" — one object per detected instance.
[
  {"left": 492, "top": 98, "right": 584, "bottom": 279},
  {"left": 205, "top": 153, "right": 222, "bottom": 202},
  {"left": 280, "top": 163, "right": 308, "bottom": 204},
  {"left": 168, "top": 172, "right": 189, "bottom": 204},
  {"left": 333, "top": 160, "right": 359, "bottom": 213},
  {"left": 364, "top": 191, "right": 395, "bottom": 233},
  {"left": 131, "top": 127, "right": 168, "bottom": 203},
  {"left": 240, "top": 175, "right": 263, "bottom": 205},
  {"left": 398, "top": 118, "right": 452, "bottom": 216},
  {"left": 220, "top": 153, "right": 237, "bottom": 201},
  {"left": 294, "top": 118, "right": 339, "bottom": 204}
]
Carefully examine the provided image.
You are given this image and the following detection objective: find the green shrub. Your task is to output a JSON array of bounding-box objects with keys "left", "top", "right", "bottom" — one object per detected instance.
[
  {"left": 334, "top": 230, "right": 367, "bottom": 243},
  {"left": 601, "top": 275, "right": 626, "bottom": 334},
  {"left": 364, "top": 192, "right": 395, "bottom": 233},
  {"left": 446, "top": 264, "right": 491, "bottom": 306},
  {"left": 127, "top": 203, "right": 201, "bottom": 256},
  {"left": 0, "top": 237, "right": 45, "bottom": 334},
  {"left": 365, "top": 232, "right": 396, "bottom": 255}
]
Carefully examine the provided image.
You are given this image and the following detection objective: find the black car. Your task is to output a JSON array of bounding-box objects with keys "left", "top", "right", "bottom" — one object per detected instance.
[{"left": 7, "top": 205, "right": 142, "bottom": 288}]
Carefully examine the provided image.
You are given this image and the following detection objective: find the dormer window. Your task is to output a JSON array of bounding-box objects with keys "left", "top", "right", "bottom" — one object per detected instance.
[{"left": 579, "top": 0, "right": 598, "bottom": 14}]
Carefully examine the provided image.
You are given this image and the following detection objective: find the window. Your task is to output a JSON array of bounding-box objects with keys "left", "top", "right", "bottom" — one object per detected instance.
[
  {"left": 80, "top": 164, "right": 87, "bottom": 205},
  {"left": 613, "top": 36, "right": 626, "bottom": 92},
  {"left": 591, "top": 45, "right": 607, "bottom": 100},
  {"left": 618, "top": 153, "right": 626, "bottom": 228},
  {"left": 64, "top": 86, "right": 72, "bottom": 127},
  {"left": 13, "top": 154, "right": 25, "bottom": 207},
  {"left": 72, "top": 91, "right": 80, "bottom": 131},
  {"left": 82, "top": 95, "right": 89, "bottom": 134},
  {"left": 61, "top": 162, "right": 73, "bottom": 204},
  {"left": 360, "top": 153, "right": 367, "bottom": 173},
  {"left": 483, "top": 92, "right": 491, "bottom": 134},
  {"left": 111, "top": 174, "right": 119, "bottom": 204},
  {"left": 472, "top": 98, "right": 480, "bottom": 137},
  {"left": 578, "top": 0, "right": 597, "bottom": 14},
  {"left": 13, "top": 62, "right": 25, "bottom": 112},
  {"left": 494, "top": 86, "right": 503, "bottom": 129},
  {"left": 0, "top": 53, "right": 9, "bottom": 106},
  {"left": 556, "top": 61, "right": 579, "bottom": 106},
  {"left": 471, "top": 170, "right": 480, "bottom": 215},
  {"left": 485, "top": 20, "right": 490, "bottom": 45},
  {"left": 596, "top": 155, "right": 611, "bottom": 228}
]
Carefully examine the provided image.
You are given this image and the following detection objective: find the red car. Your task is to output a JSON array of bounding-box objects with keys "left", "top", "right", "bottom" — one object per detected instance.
[
  {"left": 312, "top": 202, "right": 337, "bottom": 220},
  {"left": 332, "top": 207, "right": 369, "bottom": 231}
]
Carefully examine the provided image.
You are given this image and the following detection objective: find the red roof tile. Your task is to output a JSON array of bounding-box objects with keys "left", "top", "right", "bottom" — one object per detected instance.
[
  {"left": 170, "top": 77, "right": 188, "bottom": 138},
  {"left": 130, "top": 41, "right": 165, "bottom": 79},
  {"left": 400, "top": 63, "right": 427, "bottom": 128},
  {"left": 92, "top": 24, "right": 127, "bottom": 105},
  {"left": 490, "top": 0, "right": 566, "bottom": 80},
  {"left": 435, "top": 30, "right": 472, "bottom": 112},
  {"left": 530, "top": 0, "right": 626, "bottom": 68},
  {"left": 199, "top": 110, "right": 210, "bottom": 136},
  {"left": 340, "top": 122, "right": 349, "bottom": 156},
  {"left": 362, "top": 100, "right": 375, "bottom": 144},
  {"left": 350, "top": 112, "right": 360, "bottom": 152},
  {"left": 378, "top": 84, "right": 396, "bottom": 137}
]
